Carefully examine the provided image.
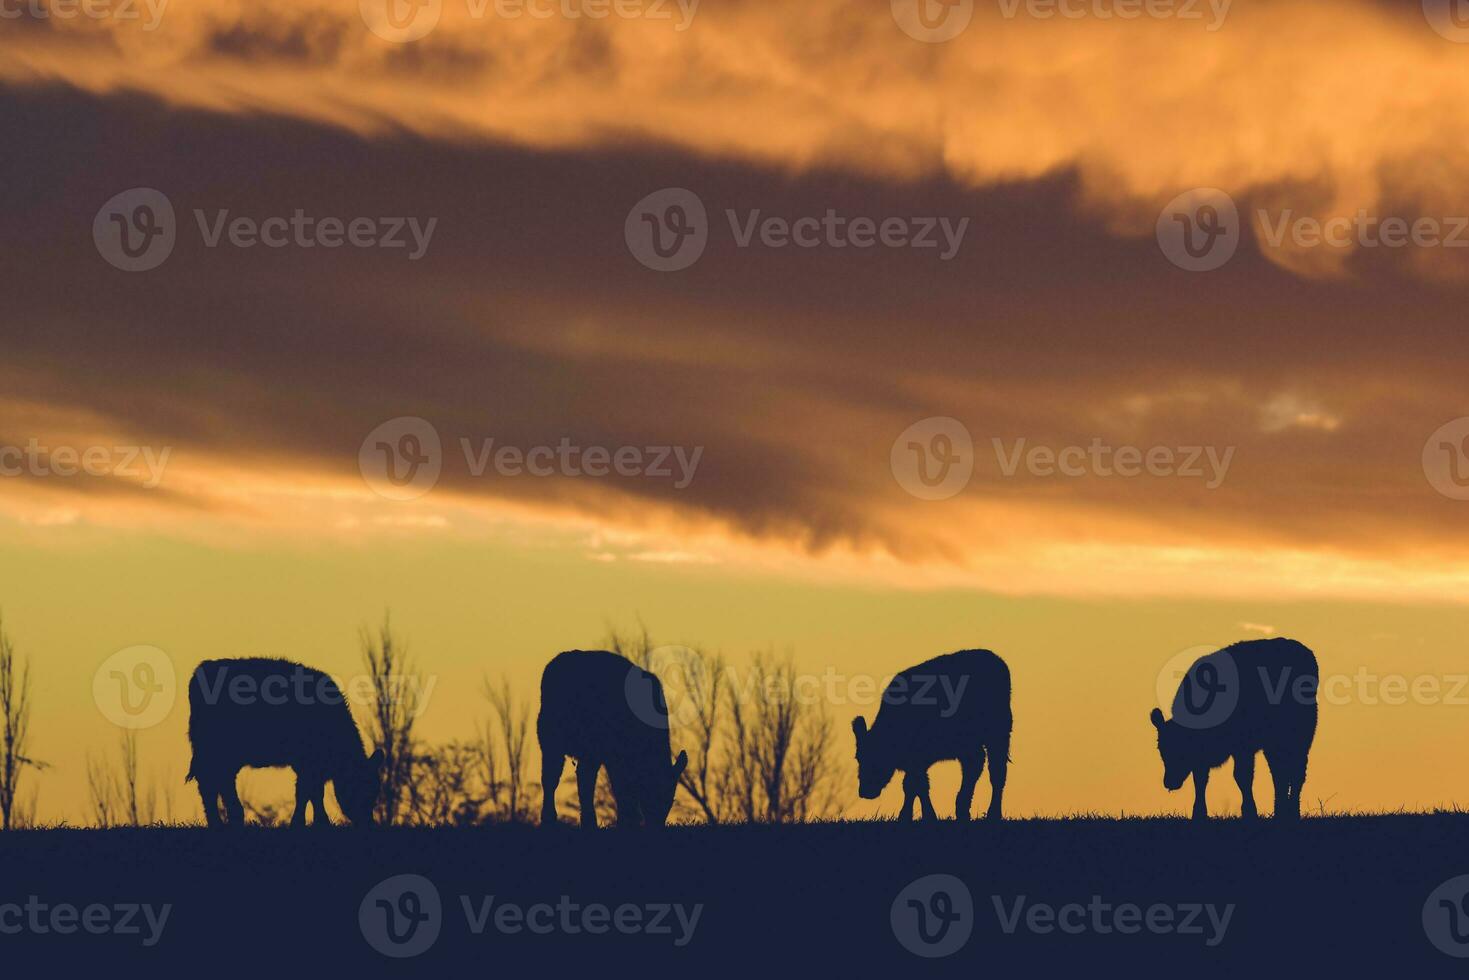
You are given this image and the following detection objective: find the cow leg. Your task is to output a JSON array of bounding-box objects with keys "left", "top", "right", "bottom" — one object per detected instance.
[
  {"left": 222, "top": 770, "right": 246, "bottom": 827},
  {"left": 196, "top": 776, "right": 222, "bottom": 829},
  {"left": 577, "top": 760, "right": 600, "bottom": 830},
  {"left": 540, "top": 752, "right": 565, "bottom": 828},
  {"left": 955, "top": 750, "right": 984, "bottom": 823},
  {"left": 904, "top": 770, "right": 938, "bottom": 822},
  {"left": 1291, "top": 754, "right": 1310, "bottom": 818},
  {"left": 1264, "top": 748, "right": 1300, "bottom": 821},
  {"left": 1233, "top": 752, "right": 1257, "bottom": 820},
  {"left": 985, "top": 736, "right": 1009, "bottom": 821},
  {"left": 898, "top": 780, "right": 916, "bottom": 823},
  {"left": 619, "top": 800, "right": 644, "bottom": 831},
  {"left": 290, "top": 771, "right": 311, "bottom": 829},
  {"left": 312, "top": 784, "right": 331, "bottom": 828},
  {"left": 1190, "top": 768, "right": 1209, "bottom": 821}
]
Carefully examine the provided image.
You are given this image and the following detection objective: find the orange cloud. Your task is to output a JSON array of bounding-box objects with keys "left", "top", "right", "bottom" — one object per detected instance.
[{"left": 7, "top": 1, "right": 1469, "bottom": 278}]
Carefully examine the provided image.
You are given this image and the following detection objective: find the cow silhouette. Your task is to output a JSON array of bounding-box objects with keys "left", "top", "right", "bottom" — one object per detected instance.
[
  {"left": 1150, "top": 637, "right": 1318, "bottom": 821},
  {"left": 538, "top": 650, "right": 687, "bottom": 829},
  {"left": 186, "top": 658, "right": 383, "bottom": 828},
  {"left": 851, "top": 649, "right": 1012, "bottom": 822}
]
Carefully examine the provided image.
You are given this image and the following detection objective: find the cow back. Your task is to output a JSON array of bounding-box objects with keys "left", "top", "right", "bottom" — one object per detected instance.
[
  {"left": 870, "top": 649, "right": 1012, "bottom": 767},
  {"left": 187, "top": 658, "right": 365, "bottom": 775},
  {"left": 538, "top": 649, "right": 670, "bottom": 766}
]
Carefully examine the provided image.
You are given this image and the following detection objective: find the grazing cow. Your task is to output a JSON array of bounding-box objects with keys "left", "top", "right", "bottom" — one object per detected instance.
[
  {"left": 851, "top": 649, "right": 1012, "bottom": 822},
  {"left": 538, "top": 650, "right": 687, "bottom": 829},
  {"left": 186, "top": 658, "right": 383, "bottom": 828},
  {"left": 1150, "top": 637, "right": 1318, "bottom": 821}
]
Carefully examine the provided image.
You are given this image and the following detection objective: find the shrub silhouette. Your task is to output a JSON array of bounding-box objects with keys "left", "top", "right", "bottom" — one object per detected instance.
[
  {"left": 851, "top": 649, "right": 1012, "bottom": 821},
  {"left": 1150, "top": 637, "right": 1318, "bottom": 821},
  {"left": 538, "top": 650, "right": 687, "bottom": 828},
  {"left": 186, "top": 658, "right": 383, "bottom": 828}
]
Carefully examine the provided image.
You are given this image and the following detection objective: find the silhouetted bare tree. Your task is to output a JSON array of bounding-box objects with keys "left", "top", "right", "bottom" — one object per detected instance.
[
  {"left": 0, "top": 616, "right": 43, "bottom": 830},
  {"left": 404, "top": 741, "right": 489, "bottom": 826},
  {"left": 604, "top": 620, "right": 656, "bottom": 669},
  {"left": 483, "top": 675, "right": 534, "bottom": 822},
  {"left": 86, "top": 752, "right": 118, "bottom": 828},
  {"left": 602, "top": 624, "right": 838, "bottom": 824},
  {"left": 721, "top": 650, "right": 839, "bottom": 823},
  {"left": 360, "top": 613, "right": 420, "bottom": 825},
  {"left": 669, "top": 647, "right": 728, "bottom": 823},
  {"left": 86, "top": 730, "right": 161, "bottom": 827}
]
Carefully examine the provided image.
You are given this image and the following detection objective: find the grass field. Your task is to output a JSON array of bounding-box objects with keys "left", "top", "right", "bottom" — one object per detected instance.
[{"left": 2, "top": 815, "right": 1465, "bottom": 971}]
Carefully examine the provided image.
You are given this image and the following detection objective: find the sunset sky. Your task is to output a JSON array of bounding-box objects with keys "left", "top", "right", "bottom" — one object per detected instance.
[{"left": 4, "top": 0, "right": 1469, "bottom": 823}]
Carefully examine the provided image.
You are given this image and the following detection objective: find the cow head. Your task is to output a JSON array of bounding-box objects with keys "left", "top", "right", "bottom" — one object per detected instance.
[
  {"left": 336, "top": 747, "right": 385, "bottom": 826},
  {"left": 851, "top": 716, "right": 895, "bottom": 800},
  {"left": 1149, "top": 708, "right": 1192, "bottom": 791},
  {"left": 641, "top": 750, "right": 689, "bottom": 827}
]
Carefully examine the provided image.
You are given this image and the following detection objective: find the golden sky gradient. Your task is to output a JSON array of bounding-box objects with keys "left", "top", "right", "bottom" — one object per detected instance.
[{"left": 3, "top": 0, "right": 1469, "bottom": 822}]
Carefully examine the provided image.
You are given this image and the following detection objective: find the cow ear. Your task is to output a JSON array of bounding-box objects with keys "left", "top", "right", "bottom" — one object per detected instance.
[
  {"left": 672, "top": 750, "right": 688, "bottom": 780},
  {"left": 851, "top": 716, "right": 867, "bottom": 740},
  {"left": 368, "top": 747, "right": 385, "bottom": 769},
  {"left": 1149, "top": 708, "right": 1165, "bottom": 731}
]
